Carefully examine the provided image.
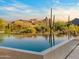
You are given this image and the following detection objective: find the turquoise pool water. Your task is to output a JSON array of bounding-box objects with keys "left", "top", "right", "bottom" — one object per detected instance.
[{"left": 0, "top": 34, "right": 74, "bottom": 52}]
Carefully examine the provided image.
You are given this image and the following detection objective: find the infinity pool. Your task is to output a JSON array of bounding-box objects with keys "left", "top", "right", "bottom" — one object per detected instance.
[{"left": 0, "top": 34, "right": 74, "bottom": 52}]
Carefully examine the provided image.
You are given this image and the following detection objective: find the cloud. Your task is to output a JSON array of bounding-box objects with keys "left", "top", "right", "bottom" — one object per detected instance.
[
  {"left": 52, "top": 0, "right": 61, "bottom": 5},
  {"left": 4, "top": 7, "right": 16, "bottom": 11},
  {"left": 76, "top": 2, "right": 79, "bottom": 6},
  {"left": 54, "top": 0, "right": 60, "bottom": 4},
  {"left": 49, "top": 6, "right": 79, "bottom": 21},
  {"left": 0, "top": 1, "right": 35, "bottom": 13},
  {"left": 0, "top": 0, "right": 52, "bottom": 20},
  {"left": 1, "top": 0, "right": 79, "bottom": 21}
]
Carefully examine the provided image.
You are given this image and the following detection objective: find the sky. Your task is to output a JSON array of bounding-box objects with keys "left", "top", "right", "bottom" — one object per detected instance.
[{"left": 0, "top": 0, "right": 79, "bottom": 21}]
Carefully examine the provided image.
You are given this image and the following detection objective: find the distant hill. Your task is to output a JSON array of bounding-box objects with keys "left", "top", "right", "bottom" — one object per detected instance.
[{"left": 71, "top": 18, "right": 79, "bottom": 25}]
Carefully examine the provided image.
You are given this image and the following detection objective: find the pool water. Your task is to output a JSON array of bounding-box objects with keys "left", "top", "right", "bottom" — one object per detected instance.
[{"left": 0, "top": 34, "right": 74, "bottom": 52}]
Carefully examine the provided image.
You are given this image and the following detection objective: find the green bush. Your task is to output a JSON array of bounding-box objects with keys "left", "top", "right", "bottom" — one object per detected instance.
[
  {"left": 35, "top": 24, "right": 48, "bottom": 33},
  {"left": 54, "top": 21, "right": 67, "bottom": 31},
  {"left": 20, "top": 27, "right": 36, "bottom": 33}
]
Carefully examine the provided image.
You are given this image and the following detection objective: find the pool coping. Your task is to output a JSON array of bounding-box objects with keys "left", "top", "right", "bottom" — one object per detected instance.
[
  {"left": 0, "top": 39, "right": 74, "bottom": 56},
  {"left": 41, "top": 39, "right": 74, "bottom": 55}
]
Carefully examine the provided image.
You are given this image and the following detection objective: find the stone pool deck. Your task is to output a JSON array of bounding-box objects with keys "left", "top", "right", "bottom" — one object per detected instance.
[
  {"left": 67, "top": 45, "right": 79, "bottom": 59},
  {"left": 0, "top": 48, "right": 42, "bottom": 59}
]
